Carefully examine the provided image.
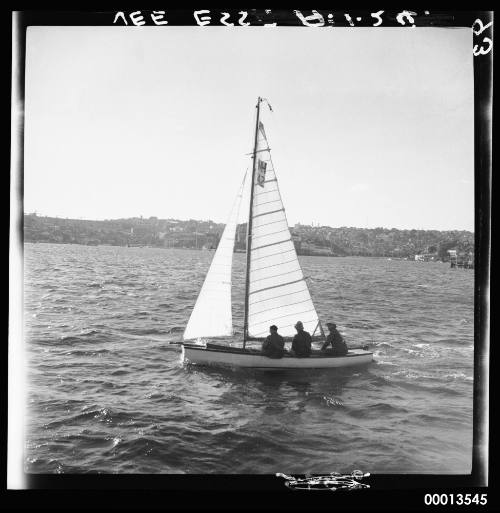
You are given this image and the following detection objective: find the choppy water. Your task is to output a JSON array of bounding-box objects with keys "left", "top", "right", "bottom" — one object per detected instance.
[{"left": 24, "top": 243, "right": 474, "bottom": 474}]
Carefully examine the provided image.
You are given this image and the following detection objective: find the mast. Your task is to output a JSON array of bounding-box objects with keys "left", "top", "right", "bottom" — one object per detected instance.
[{"left": 243, "top": 97, "right": 261, "bottom": 347}]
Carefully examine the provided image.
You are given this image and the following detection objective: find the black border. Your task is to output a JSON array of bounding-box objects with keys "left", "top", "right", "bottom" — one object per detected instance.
[{"left": 7, "top": 8, "right": 493, "bottom": 510}]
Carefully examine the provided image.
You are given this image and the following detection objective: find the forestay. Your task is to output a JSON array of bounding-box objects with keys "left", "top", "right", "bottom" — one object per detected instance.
[
  {"left": 183, "top": 175, "right": 246, "bottom": 340},
  {"left": 247, "top": 122, "right": 321, "bottom": 338}
]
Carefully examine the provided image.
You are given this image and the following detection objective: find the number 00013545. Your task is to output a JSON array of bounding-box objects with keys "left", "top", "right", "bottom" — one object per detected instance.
[{"left": 424, "top": 494, "right": 487, "bottom": 506}]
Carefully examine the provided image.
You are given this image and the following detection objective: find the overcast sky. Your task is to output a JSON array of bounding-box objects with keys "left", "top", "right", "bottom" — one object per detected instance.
[{"left": 24, "top": 26, "right": 474, "bottom": 230}]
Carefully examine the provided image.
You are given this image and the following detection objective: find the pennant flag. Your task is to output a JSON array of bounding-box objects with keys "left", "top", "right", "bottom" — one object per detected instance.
[
  {"left": 257, "top": 159, "right": 267, "bottom": 187},
  {"left": 262, "top": 98, "right": 273, "bottom": 112}
]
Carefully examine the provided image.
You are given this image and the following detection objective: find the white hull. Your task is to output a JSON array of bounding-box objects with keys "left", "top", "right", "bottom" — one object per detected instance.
[{"left": 182, "top": 344, "right": 373, "bottom": 369}]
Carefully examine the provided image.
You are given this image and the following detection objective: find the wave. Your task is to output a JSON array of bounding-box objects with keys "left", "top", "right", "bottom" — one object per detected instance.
[
  {"left": 344, "top": 321, "right": 383, "bottom": 330},
  {"left": 24, "top": 247, "right": 475, "bottom": 474},
  {"left": 398, "top": 345, "right": 441, "bottom": 359},
  {"left": 434, "top": 337, "right": 472, "bottom": 346},
  {"left": 110, "top": 436, "right": 167, "bottom": 458},
  {"left": 383, "top": 370, "right": 472, "bottom": 394},
  {"left": 43, "top": 406, "right": 147, "bottom": 430},
  {"left": 322, "top": 395, "right": 344, "bottom": 407},
  {"left": 167, "top": 326, "right": 185, "bottom": 333},
  {"left": 120, "top": 327, "right": 171, "bottom": 336},
  {"left": 443, "top": 372, "right": 473, "bottom": 382},
  {"left": 110, "top": 369, "right": 129, "bottom": 376},
  {"left": 58, "top": 329, "right": 103, "bottom": 344},
  {"left": 62, "top": 349, "right": 110, "bottom": 357},
  {"left": 134, "top": 311, "right": 152, "bottom": 318},
  {"left": 373, "top": 341, "right": 394, "bottom": 348},
  {"left": 346, "top": 402, "right": 408, "bottom": 419},
  {"left": 374, "top": 359, "right": 397, "bottom": 366}
]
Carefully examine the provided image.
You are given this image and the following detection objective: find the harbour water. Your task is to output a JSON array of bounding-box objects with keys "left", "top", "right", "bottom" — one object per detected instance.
[{"left": 24, "top": 243, "right": 474, "bottom": 474}]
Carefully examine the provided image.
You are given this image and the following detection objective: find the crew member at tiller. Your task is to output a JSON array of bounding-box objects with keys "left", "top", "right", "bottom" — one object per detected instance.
[{"left": 321, "top": 322, "right": 348, "bottom": 356}]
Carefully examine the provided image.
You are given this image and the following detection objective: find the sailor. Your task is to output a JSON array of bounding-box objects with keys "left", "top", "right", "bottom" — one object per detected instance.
[
  {"left": 262, "top": 325, "right": 285, "bottom": 359},
  {"left": 321, "top": 323, "right": 348, "bottom": 356},
  {"left": 290, "top": 321, "right": 312, "bottom": 357}
]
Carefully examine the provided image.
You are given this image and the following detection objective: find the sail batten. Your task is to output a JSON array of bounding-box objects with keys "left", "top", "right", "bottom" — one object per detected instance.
[
  {"left": 252, "top": 239, "right": 292, "bottom": 251},
  {"left": 250, "top": 277, "right": 307, "bottom": 295},
  {"left": 252, "top": 208, "right": 285, "bottom": 219},
  {"left": 246, "top": 118, "right": 321, "bottom": 338}
]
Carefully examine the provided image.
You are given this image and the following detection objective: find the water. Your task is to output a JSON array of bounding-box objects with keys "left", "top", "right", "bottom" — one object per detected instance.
[{"left": 24, "top": 243, "right": 474, "bottom": 474}]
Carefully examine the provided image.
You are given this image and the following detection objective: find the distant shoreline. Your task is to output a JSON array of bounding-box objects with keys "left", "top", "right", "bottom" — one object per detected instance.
[
  {"left": 23, "top": 213, "right": 474, "bottom": 260},
  {"left": 23, "top": 241, "right": 450, "bottom": 261}
]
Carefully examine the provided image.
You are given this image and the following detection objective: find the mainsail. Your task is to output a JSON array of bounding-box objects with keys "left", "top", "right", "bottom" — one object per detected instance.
[
  {"left": 183, "top": 174, "right": 246, "bottom": 340},
  {"left": 245, "top": 117, "right": 321, "bottom": 339}
]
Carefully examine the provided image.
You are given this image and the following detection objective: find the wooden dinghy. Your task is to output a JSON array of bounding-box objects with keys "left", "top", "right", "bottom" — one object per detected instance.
[
  {"left": 183, "top": 342, "right": 373, "bottom": 370},
  {"left": 181, "top": 98, "right": 373, "bottom": 370}
]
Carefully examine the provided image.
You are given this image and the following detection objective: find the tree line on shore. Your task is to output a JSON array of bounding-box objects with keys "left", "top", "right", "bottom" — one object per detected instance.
[{"left": 24, "top": 213, "right": 474, "bottom": 260}]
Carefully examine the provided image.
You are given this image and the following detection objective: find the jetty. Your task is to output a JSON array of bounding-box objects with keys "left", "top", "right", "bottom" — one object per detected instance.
[{"left": 448, "top": 249, "right": 474, "bottom": 269}]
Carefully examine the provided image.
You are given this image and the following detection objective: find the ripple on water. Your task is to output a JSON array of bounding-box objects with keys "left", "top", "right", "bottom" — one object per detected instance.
[{"left": 24, "top": 244, "right": 474, "bottom": 474}]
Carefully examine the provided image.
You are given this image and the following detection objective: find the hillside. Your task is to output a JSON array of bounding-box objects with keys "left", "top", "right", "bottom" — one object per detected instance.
[{"left": 24, "top": 214, "right": 474, "bottom": 260}]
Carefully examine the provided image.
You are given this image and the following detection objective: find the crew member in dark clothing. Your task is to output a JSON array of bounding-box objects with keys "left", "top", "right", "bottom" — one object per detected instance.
[
  {"left": 262, "top": 325, "right": 285, "bottom": 358},
  {"left": 321, "top": 322, "right": 348, "bottom": 356},
  {"left": 291, "top": 321, "right": 312, "bottom": 357}
]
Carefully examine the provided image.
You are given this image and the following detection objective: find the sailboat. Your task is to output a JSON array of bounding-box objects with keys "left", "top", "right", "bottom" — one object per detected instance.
[{"left": 181, "top": 98, "right": 373, "bottom": 369}]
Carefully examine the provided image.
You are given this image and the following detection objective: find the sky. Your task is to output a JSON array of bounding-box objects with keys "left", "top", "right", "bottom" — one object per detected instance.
[{"left": 24, "top": 26, "right": 474, "bottom": 230}]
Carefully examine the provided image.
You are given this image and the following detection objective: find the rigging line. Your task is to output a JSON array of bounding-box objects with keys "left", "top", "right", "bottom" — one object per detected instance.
[
  {"left": 250, "top": 268, "right": 303, "bottom": 284},
  {"left": 249, "top": 277, "right": 306, "bottom": 296},
  {"left": 251, "top": 238, "right": 292, "bottom": 251},
  {"left": 250, "top": 298, "right": 313, "bottom": 316},
  {"left": 250, "top": 308, "right": 317, "bottom": 327}
]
